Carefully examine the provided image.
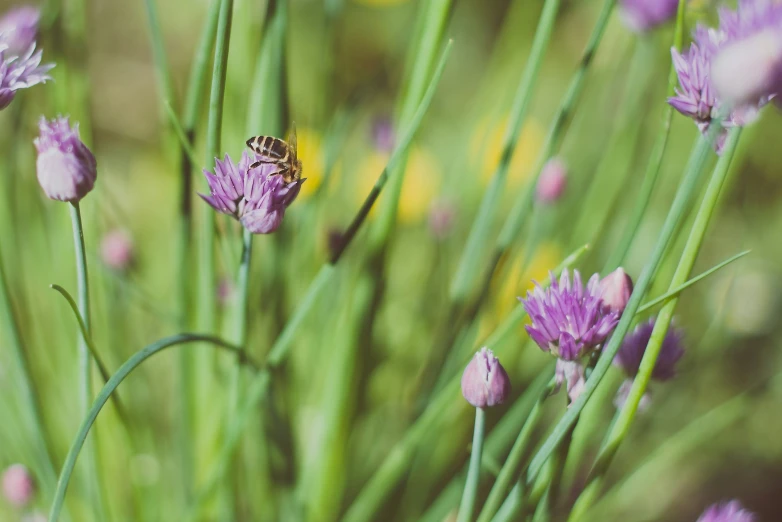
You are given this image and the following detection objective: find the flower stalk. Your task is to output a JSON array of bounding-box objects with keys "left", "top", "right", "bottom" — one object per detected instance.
[{"left": 457, "top": 407, "right": 486, "bottom": 522}]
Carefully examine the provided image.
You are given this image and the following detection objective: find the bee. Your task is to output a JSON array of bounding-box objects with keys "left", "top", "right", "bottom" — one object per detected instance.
[{"left": 245, "top": 124, "right": 302, "bottom": 184}]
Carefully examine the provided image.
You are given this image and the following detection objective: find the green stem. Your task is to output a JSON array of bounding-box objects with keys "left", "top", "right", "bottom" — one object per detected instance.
[
  {"left": 47, "top": 333, "right": 250, "bottom": 522},
  {"left": 69, "top": 202, "right": 103, "bottom": 517},
  {"left": 449, "top": 0, "right": 562, "bottom": 302},
  {"left": 603, "top": 0, "right": 688, "bottom": 271},
  {"left": 567, "top": 127, "right": 743, "bottom": 522},
  {"left": 227, "top": 228, "right": 253, "bottom": 412},
  {"left": 457, "top": 408, "right": 487, "bottom": 522},
  {"left": 477, "top": 381, "right": 554, "bottom": 522},
  {"left": 198, "top": 0, "right": 234, "bottom": 335}
]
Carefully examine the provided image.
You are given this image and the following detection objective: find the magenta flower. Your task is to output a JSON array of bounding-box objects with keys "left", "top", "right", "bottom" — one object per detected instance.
[
  {"left": 0, "top": 6, "right": 39, "bottom": 56},
  {"left": 619, "top": 0, "right": 678, "bottom": 33},
  {"left": 697, "top": 500, "right": 756, "bottom": 522},
  {"left": 34, "top": 116, "right": 97, "bottom": 202},
  {"left": 520, "top": 270, "right": 620, "bottom": 401},
  {"left": 200, "top": 151, "right": 303, "bottom": 234},
  {"left": 0, "top": 43, "right": 53, "bottom": 109},
  {"left": 2, "top": 464, "right": 34, "bottom": 508},
  {"left": 668, "top": 0, "right": 782, "bottom": 153},
  {"left": 461, "top": 347, "right": 511, "bottom": 408}
]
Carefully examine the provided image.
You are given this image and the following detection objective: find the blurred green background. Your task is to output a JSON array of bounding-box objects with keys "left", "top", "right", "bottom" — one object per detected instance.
[{"left": 1, "top": 0, "right": 782, "bottom": 520}]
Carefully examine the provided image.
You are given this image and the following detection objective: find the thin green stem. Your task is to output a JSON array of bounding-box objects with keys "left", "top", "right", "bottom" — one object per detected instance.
[
  {"left": 457, "top": 408, "right": 487, "bottom": 522},
  {"left": 603, "top": 0, "right": 688, "bottom": 271},
  {"left": 164, "top": 99, "right": 199, "bottom": 167},
  {"left": 143, "top": 0, "right": 176, "bottom": 110},
  {"left": 477, "top": 381, "right": 554, "bottom": 522},
  {"left": 198, "top": 0, "right": 234, "bottom": 335},
  {"left": 449, "top": 0, "right": 561, "bottom": 302},
  {"left": 227, "top": 228, "right": 252, "bottom": 412},
  {"left": 47, "top": 333, "right": 249, "bottom": 522},
  {"left": 566, "top": 127, "right": 743, "bottom": 522},
  {"left": 69, "top": 202, "right": 103, "bottom": 516}
]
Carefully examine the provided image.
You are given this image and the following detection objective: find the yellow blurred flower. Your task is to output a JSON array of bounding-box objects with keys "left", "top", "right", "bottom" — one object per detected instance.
[
  {"left": 295, "top": 126, "right": 324, "bottom": 200},
  {"left": 472, "top": 116, "right": 545, "bottom": 190},
  {"left": 354, "top": 147, "right": 443, "bottom": 224}
]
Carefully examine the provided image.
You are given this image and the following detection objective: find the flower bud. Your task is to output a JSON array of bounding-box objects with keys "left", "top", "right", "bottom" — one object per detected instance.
[
  {"left": 536, "top": 158, "right": 567, "bottom": 204},
  {"left": 461, "top": 347, "right": 511, "bottom": 408},
  {"left": 0, "top": 6, "right": 40, "bottom": 56},
  {"left": 34, "top": 116, "right": 97, "bottom": 203},
  {"left": 2, "top": 464, "right": 34, "bottom": 508},
  {"left": 599, "top": 267, "right": 633, "bottom": 315},
  {"left": 711, "top": 29, "right": 782, "bottom": 107},
  {"left": 101, "top": 229, "right": 134, "bottom": 271}
]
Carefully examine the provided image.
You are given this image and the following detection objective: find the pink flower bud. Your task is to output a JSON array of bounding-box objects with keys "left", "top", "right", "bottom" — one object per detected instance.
[
  {"left": 428, "top": 198, "right": 456, "bottom": 239},
  {"left": 536, "top": 158, "right": 567, "bottom": 204},
  {"left": 101, "top": 229, "right": 134, "bottom": 271},
  {"left": 2, "top": 464, "right": 34, "bottom": 508},
  {"left": 34, "top": 116, "right": 97, "bottom": 203},
  {"left": 461, "top": 347, "right": 511, "bottom": 408},
  {"left": 599, "top": 267, "right": 634, "bottom": 315}
]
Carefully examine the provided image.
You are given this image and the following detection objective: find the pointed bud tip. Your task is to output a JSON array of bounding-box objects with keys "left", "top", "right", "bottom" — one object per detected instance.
[{"left": 461, "top": 347, "right": 511, "bottom": 408}]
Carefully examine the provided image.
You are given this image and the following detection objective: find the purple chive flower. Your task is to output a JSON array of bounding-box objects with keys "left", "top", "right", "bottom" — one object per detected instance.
[
  {"left": 599, "top": 267, "right": 634, "bottom": 315},
  {"left": 697, "top": 500, "right": 756, "bottom": 522},
  {"left": 520, "top": 270, "right": 620, "bottom": 401},
  {"left": 0, "top": 43, "right": 53, "bottom": 110},
  {"left": 669, "top": 0, "right": 782, "bottom": 153},
  {"left": 2, "top": 464, "right": 34, "bottom": 508},
  {"left": 200, "top": 151, "right": 303, "bottom": 234},
  {"left": 536, "top": 158, "right": 567, "bottom": 204},
  {"left": 0, "top": 6, "right": 40, "bottom": 56},
  {"left": 34, "top": 116, "right": 97, "bottom": 202},
  {"left": 613, "top": 319, "right": 685, "bottom": 410},
  {"left": 619, "top": 0, "right": 678, "bottom": 33},
  {"left": 461, "top": 347, "right": 511, "bottom": 408}
]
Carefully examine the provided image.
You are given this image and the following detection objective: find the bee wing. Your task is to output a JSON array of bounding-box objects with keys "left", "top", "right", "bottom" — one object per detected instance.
[{"left": 288, "top": 122, "right": 298, "bottom": 160}]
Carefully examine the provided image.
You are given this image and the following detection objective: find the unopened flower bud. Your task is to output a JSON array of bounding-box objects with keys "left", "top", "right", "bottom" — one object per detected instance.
[
  {"left": 34, "top": 116, "right": 97, "bottom": 203},
  {"left": 711, "top": 30, "right": 782, "bottom": 107},
  {"left": 101, "top": 229, "right": 134, "bottom": 271},
  {"left": 2, "top": 464, "right": 34, "bottom": 508},
  {"left": 0, "top": 6, "right": 40, "bottom": 56},
  {"left": 428, "top": 198, "right": 456, "bottom": 239},
  {"left": 619, "top": 0, "right": 678, "bottom": 34},
  {"left": 461, "top": 347, "right": 511, "bottom": 408},
  {"left": 536, "top": 158, "right": 567, "bottom": 204},
  {"left": 599, "top": 268, "right": 633, "bottom": 315}
]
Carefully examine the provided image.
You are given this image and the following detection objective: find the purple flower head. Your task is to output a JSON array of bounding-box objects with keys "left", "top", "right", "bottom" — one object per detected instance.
[
  {"left": 2, "top": 464, "right": 34, "bottom": 508},
  {"left": 0, "top": 6, "right": 40, "bottom": 56},
  {"left": 34, "top": 116, "right": 97, "bottom": 202},
  {"left": 668, "top": 0, "right": 782, "bottom": 153},
  {"left": 619, "top": 0, "right": 678, "bottom": 33},
  {"left": 200, "top": 151, "right": 303, "bottom": 234},
  {"left": 521, "top": 269, "right": 620, "bottom": 402},
  {"left": 0, "top": 42, "right": 53, "bottom": 110},
  {"left": 614, "top": 319, "right": 685, "bottom": 380},
  {"left": 521, "top": 269, "right": 620, "bottom": 360},
  {"left": 461, "top": 347, "right": 511, "bottom": 408},
  {"left": 697, "top": 500, "right": 756, "bottom": 522}
]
